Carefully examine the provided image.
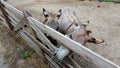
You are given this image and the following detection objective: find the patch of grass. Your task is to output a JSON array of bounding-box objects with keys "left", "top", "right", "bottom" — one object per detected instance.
[
  {"left": 21, "top": 49, "right": 34, "bottom": 59},
  {"left": 104, "top": 0, "right": 113, "bottom": 2},
  {"left": 103, "top": 0, "right": 120, "bottom": 3},
  {"left": 4, "top": 53, "right": 10, "bottom": 60},
  {"left": 3, "top": 0, "right": 8, "bottom": 1},
  {"left": 113, "top": 1, "right": 120, "bottom": 4},
  {"left": 3, "top": 53, "right": 10, "bottom": 63}
]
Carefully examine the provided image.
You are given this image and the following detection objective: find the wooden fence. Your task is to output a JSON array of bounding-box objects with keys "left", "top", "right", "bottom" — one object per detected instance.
[{"left": 0, "top": 0, "right": 120, "bottom": 68}]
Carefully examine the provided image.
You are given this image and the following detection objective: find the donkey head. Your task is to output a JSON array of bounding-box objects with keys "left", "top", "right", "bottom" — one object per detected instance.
[
  {"left": 72, "top": 21, "right": 104, "bottom": 45},
  {"left": 42, "top": 8, "right": 62, "bottom": 30}
]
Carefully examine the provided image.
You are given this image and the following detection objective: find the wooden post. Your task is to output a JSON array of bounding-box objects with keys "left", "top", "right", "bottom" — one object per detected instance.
[{"left": 0, "top": 1, "right": 14, "bottom": 30}]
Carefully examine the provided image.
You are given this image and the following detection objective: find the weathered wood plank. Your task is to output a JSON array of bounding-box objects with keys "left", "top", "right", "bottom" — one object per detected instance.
[
  {"left": 0, "top": 1, "right": 14, "bottom": 30},
  {"left": 5, "top": 8, "right": 19, "bottom": 23},
  {"left": 0, "top": 8, "right": 12, "bottom": 28},
  {"left": 1, "top": 0, "right": 23, "bottom": 17}
]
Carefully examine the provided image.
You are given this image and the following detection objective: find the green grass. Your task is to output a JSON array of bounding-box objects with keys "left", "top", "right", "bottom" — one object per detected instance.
[
  {"left": 104, "top": 0, "right": 120, "bottom": 4},
  {"left": 104, "top": 0, "right": 113, "bottom": 2},
  {"left": 21, "top": 49, "right": 34, "bottom": 59},
  {"left": 113, "top": 1, "right": 120, "bottom": 4},
  {"left": 3, "top": 0, "right": 8, "bottom": 1}
]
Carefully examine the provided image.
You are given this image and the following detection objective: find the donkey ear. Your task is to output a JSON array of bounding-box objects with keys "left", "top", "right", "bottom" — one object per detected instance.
[
  {"left": 43, "top": 8, "right": 49, "bottom": 17},
  {"left": 43, "top": 8, "right": 46, "bottom": 12},
  {"left": 57, "top": 9, "right": 62, "bottom": 18}
]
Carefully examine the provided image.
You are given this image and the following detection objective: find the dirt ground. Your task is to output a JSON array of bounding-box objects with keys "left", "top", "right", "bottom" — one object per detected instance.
[{"left": 0, "top": 0, "right": 120, "bottom": 68}]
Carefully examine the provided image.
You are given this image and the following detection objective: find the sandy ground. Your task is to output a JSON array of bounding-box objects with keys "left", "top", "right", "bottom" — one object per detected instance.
[{"left": 0, "top": 0, "right": 120, "bottom": 68}]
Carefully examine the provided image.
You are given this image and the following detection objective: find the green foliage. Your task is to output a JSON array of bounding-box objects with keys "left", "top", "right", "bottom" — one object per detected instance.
[
  {"left": 104, "top": 0, "right": 120, "bottom": 3},
  {"left": 21, "top": 49, "right": 34, "bottom": 59},
  {"left": 113, "top": 0, "right": 120, "bottom": 3},
  {"left": 3, "top": 0, "right": 8, "bottom": 1},
  {"left": 104, "top": 0, "right": 113, "bottom": 2},
  {"left": 4, "top": 53, "right": 10, "bottom": 60}
]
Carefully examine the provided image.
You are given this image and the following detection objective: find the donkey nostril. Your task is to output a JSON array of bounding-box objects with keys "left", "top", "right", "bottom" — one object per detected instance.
[{"left": 87, "top": 20, "right": 90, "bottom": 23}]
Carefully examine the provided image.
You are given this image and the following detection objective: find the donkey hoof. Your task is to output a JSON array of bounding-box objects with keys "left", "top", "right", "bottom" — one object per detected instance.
[{"left": 86, "top": 20, "right": 90, "bottom": 24}]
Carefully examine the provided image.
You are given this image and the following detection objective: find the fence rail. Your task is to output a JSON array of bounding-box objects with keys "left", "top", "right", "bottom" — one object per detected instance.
[{"left": 0, "top": 0, "right": 120, "bottom": 68}]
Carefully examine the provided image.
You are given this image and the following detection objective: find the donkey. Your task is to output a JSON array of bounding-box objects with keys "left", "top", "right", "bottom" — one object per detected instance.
[
  {"left": 52, "top": 8, "right": 104, "bottom": 62},
  {"left": 39, "top": 8, "right": 62, "bottom": 46},
  {"left": 58, "top": 8, "right": 104, "bottom": 44},
  {"left": 67, "top": 22, "right": 104, "bottom": 45},
  {"left": 53, "top": 22, "right": 104, "bottom": 62}
]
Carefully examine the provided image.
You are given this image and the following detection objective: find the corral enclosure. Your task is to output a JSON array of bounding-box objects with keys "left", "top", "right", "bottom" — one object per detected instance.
[{"left": 0, "top": 0, "right": 120, "bottom": 68}]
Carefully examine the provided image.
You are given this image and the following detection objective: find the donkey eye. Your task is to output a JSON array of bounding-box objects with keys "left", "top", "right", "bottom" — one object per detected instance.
[
  {"left": 44, "top": 14, "right": 49, "bottom": 17},
  {"left": 57, "top": 14, "right": 61, "bottom": 17},
  {"left": 57, "top": 12, "right": 62, "bottom": 18},
  {"left": 57, "top": 9, "right": 62, "bottom": 18},
  {"left": 44, "top": 12, "right": 49, "bottom": 17}
]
